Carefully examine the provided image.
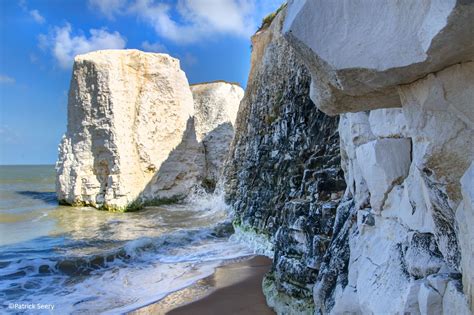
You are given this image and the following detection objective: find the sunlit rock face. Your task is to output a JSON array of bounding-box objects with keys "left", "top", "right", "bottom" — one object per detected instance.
[
  {"left": 56, "top": 50, "right": 194, "bottom": 210},
  {"left": 224, "top": 8, "right": 345, "bottom": 314},
  {"left": 56, "top": 50, "right": 243, "bottom": 210},
  {"left": 282, "top": 1, "right": 474, "bottom": 314},
  {"left": 283, "top": 0, "right": 474, "bottom": 115}
]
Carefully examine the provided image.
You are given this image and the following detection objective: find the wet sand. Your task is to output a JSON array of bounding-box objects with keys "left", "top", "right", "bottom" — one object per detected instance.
[{"left": 130, "top": 256, "right": 275, "bottom": 315}]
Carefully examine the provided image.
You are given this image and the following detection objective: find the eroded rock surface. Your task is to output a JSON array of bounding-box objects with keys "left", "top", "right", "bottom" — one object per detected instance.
[
  {"left": 192, "top": 82, "right": 243, "bottom": 188},
  {"left": 223, "top": 2, "right": 473, "bottom": 315},
  {"left": 281, "top": 1, "right": 474, "bottom": 314},
  {"left": 56, "top": 50, "right": 194, "bottom": 210},
  {"left": 224, "top": 9, "right": 345, "bottom": 314},
  {"left": 140, "top": 81, "right": 243, "bottom": 199},
  {"left": 56, "top": 50, "right": 243, "bottom": 210},
  {"left": 283, "top": 0, "right": 474, "bottom": 114}
]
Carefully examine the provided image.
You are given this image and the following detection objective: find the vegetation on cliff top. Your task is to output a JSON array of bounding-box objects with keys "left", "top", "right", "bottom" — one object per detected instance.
[{"left": 257, "top": 2, "right": 287, "bottom": 32}]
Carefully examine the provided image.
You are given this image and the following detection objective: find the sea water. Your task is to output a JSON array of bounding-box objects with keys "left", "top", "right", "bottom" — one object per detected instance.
[{"left": 0, "top": 165, "right": 251, "bottom": 314}]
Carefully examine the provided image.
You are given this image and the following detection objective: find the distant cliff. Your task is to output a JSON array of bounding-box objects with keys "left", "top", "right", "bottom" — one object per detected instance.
[
  {"left": 224, "top": 2, "right": 474, "bottom": 314},
  {"left": 56, "top": 50, "right": 243, "bottom": 211}
]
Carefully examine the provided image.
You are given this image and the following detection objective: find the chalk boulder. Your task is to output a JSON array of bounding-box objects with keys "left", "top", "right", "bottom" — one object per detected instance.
[{"left": 283, "top": 0, "right": 474, "bottom": 114}]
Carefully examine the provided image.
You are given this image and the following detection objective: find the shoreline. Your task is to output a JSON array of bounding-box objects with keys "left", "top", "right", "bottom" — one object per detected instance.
[{"left": 129, "top": 256, "right": 274, "bottom": 315}]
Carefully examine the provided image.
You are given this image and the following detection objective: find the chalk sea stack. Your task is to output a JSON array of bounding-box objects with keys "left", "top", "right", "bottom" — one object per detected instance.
[
  {"left": 55, "top": 1, "right": 474, "bottom": 313},
  {"left": 56, "top": 49, "right": 243, "bottom": 211}
]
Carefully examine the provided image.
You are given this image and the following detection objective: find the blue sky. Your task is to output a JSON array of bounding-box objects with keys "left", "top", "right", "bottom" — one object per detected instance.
[{"left": 0, "top": 0, "right": 282, "bottom": 165}]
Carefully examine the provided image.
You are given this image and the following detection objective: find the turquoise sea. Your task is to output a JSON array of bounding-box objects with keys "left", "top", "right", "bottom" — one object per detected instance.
[{"left": 0, "top": 165, "right": 250, "bottom": 314}]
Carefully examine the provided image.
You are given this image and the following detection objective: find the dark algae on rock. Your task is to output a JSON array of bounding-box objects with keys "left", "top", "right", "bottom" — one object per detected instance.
[
  {"left": 224, "top": 8, "right": 345, "bottom": 313},
  {"left": 226, "top": 2, "right": 474, "bottom": 313}
]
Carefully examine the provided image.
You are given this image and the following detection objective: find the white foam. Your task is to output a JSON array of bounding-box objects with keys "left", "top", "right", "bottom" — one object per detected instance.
[{"left": 0, "top": 190, "right": 252, "bottom": 313}]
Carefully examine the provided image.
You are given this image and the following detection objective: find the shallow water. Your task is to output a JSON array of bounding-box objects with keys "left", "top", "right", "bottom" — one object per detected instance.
[{"left": 0, "top": 165, "right": 251, "bottom": 314}]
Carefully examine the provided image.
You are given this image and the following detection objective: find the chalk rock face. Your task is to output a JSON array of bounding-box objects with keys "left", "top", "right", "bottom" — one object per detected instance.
[
  {"left": 138, "top": 117, "right": 206, "bottom": 200},
  {"left": 280, "top": 1, "right": 474, "bottom": 313},
  {"left": 457, "top": 162, "right": 474, "bottom": 312},
  {"left": 140, "top": 82, "right": 243, "bottom": 198},
  {"left": 355, "top": 138, "right": 411, "bottom": 212},
  {"left": 283, "top": 0, "right": 474, "bottom": 114},
  {"left": 224, "top": 8, "right": 345, "bottom": 314},
  {"left": 56, "top": 50, "right": 194, "bottom": 210},
  {"left": 192, "top": 82, "right": 243, "bottom": 187},
  {"left": 316, "top": 62, "right": 474, "bottom": 315}
]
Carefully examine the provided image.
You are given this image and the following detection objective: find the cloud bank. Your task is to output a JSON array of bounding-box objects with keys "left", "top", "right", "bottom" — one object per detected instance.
[
  {"left": 89, "top": 0, "right": 283, "bottom": 44},
  {"left": 39, "top": 24, "right": 126, "bottom": 69}
]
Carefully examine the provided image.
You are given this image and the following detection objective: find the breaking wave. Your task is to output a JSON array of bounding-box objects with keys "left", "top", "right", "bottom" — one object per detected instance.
[{"left": 0, "top": 189, "right": 252, "bottom": 314}]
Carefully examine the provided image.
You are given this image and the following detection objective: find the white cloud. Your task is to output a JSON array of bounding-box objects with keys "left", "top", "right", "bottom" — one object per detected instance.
[
  {"left": 90, "top": 0, "right": 284, "bottom": 44},
  {"left": 177, "top": 0, "right": 255, "bottom": 35},
  {"left": 129, "top": 0, "right": 256, "bottom": 43},
  {"left": 29, "top": 9, "right": 45, "bottom": 24},
  {"left": 18, "top": 1, "right": 46, "bottom": 23},
  {"left": 141, "top": 40, "right": 167, "bottom": 53},
  {"left": 88, "top": 0, "right": 127, "bottom": 20},
  {"left": 39, "top": 24, "right": 126, "bottom": 69},
  {"left": 0, "top": 75, "right": 15, "bottom": 84}
]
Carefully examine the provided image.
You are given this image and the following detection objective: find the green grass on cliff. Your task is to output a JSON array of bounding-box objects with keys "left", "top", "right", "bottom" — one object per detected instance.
[{"left": 257, "top": 2, "right": 287, "bottom": 32}]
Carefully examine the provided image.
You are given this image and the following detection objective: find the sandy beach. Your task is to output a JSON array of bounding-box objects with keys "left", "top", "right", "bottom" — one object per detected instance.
[{"left": 130, "top": 256, "right": 275, "bottom": 315}]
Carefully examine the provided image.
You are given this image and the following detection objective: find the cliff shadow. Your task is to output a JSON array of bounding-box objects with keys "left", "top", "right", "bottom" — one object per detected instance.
[
  {"left": 200, "top": 122, "right": 235, "bottom": 192},
  {"left": 133, "top": 117, "right": 234, "bottom": 209}
]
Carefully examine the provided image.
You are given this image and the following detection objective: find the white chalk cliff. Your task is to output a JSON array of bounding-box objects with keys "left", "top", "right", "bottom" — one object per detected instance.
[
  {"left": 140, "top": 81, "right": 243, "bottom": 200},
  {"left": 55, "top": 3, "right": 473, "bottom": 314},
  {"left": 282, "top": 1, "right": 474, "bottom": 314},
  {"left": 56, "top": 50, "right": 243, "bottom": 210},
  {"left": 192, "top": 82, "right": 243, "bottom": 186}
]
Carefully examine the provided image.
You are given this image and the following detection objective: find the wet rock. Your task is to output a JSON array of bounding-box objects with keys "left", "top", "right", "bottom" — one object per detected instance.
[
  {"left": 223, "top": 7, "right": 344, "bottom": 312},
  {"left": 223, "top": 2, "right": 473, "bottom": 314}
]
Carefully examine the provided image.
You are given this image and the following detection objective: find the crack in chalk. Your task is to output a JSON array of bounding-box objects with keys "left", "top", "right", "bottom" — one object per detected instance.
[
  {"left": 366, "top": 257, "right": 381, "bottom": 268},
  {"left": 427, "top": 282, "right": 443, "bottom": 296},
  {"left": 380, "top": 175, "right": 406, "bottom": 211}
]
